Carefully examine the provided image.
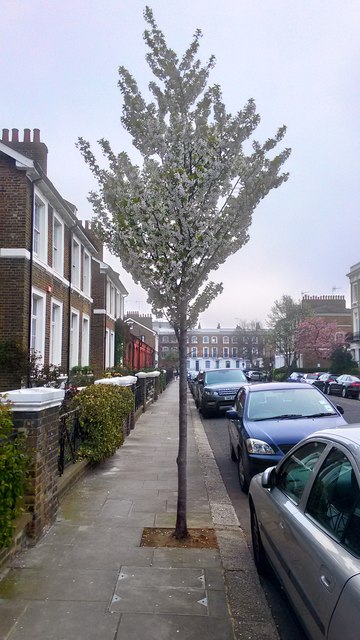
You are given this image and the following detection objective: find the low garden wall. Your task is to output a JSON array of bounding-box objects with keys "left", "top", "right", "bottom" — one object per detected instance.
[{"left": 0, "top": 370, "right": 168, "bottom": 568}]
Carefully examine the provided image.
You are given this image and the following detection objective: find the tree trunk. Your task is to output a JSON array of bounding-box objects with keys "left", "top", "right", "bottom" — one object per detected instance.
[{"left": 174, "top": 304, "right": 189, "bottom": 539}]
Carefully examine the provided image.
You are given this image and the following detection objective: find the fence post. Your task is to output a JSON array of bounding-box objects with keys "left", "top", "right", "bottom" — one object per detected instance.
[{"left": 2, "top": 388, "right": 64, "bottom": 542}]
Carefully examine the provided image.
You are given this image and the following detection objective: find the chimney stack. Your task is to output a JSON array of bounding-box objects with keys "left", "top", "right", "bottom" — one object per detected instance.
[{"left": 1, "top": 128, "right": 48, "bottom": 174}]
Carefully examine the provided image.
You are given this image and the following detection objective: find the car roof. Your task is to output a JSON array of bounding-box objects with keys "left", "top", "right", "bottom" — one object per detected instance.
[
  {"left": 304, "top": 425, "right": 360, "bottom": 449},
  {"left": 245, "top": 381, "right": 314, "bottom": 392}
]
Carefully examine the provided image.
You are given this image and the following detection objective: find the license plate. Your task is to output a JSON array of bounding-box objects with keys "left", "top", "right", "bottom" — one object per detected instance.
[{"left": 224, "top": 396, "right": 235, "bottom": 401}]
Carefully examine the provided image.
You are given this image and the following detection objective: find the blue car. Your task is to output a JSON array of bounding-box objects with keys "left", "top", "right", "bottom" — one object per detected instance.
[{"left": 226, "top": 382, "right": 346, "bottom": 492}]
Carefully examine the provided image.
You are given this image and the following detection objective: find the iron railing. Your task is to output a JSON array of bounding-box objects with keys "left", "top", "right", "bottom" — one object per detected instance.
[
  {"left": 58, "top": 408, "right": 82, "bottom": 476},
  {"left": 134, "top": 382, "right": 142, "bottom": 411}
]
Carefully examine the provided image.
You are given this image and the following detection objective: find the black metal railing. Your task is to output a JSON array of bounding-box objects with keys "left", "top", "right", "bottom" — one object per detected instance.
[
  {"left": 134, "top": 382, "right": 142, "bottom": 411},
  {"left": 58, "top": 408, "right": 82, "bottom": 476}
]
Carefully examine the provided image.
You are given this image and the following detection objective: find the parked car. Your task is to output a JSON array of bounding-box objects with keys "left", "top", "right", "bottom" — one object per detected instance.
[
  {"left": 287, "top": 372, "right": 306, "bottom": 382},
  {"left": 249, "top": 425, "right": 360, "bottom": 640},
  {"left": 313, "top": 372, "right": 340, "bottom": 394},
  {"left": 187, "top": 370, "right": 198, "bottom": 389},
  {"left": 328, "top": 374, "right": 360, "bottom": 399},
  {"left": 189, "top": 371, "right": 200, "bottom": 399},
  {"left": 245, "top": 370, "right": 262, "bottom": 381},
  {"left": 303, "top": 372, "right": 325, "bottom": 384},
  {"left": 196, "top": 368, "right": 248, "bottom": 418},
  {"left": 226, "top": 382, "right": 346, "bottom": 492}
]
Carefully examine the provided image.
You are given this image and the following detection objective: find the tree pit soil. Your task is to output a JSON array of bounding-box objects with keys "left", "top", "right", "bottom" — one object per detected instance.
[{"left": 140, "top": 527, "right": 218, "bottom": 549}]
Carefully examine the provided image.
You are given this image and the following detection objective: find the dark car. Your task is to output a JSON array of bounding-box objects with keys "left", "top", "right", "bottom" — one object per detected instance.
[
  {"left": 245, "top": 370, "right": 262, "bottom": 381},
  {"left": 197, "top": 368, "right": 248, "bottom": 418},
  {"left": 328, "top": 374, "right": 360, "bottom": 399},
  {"left": 249, "top": 426, "right": 360, "bottom": 640},
  {"left": 226, "top": 382, "right": 346, "bottom": 492},
  {"left": 313, "top": 372, "right": 339, "bottom": 394}
]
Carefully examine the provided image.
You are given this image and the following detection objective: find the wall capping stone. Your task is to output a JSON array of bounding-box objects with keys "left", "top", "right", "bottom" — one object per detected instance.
[{"left": 1, "top": 387, "right": 64, "bottom": 412}]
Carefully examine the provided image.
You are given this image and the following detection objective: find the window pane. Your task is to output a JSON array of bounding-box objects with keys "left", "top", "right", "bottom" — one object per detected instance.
[
  {"left": 278, "top": 441, "right": 326, "bottom": 504},
  {"left": 306, "top": 448, "right": 360, "bottom": 540}
]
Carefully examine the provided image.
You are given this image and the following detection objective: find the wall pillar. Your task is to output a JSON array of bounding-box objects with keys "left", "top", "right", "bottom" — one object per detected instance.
[{"left": 4, "top": 388, "right": 64, "bottom": 542}]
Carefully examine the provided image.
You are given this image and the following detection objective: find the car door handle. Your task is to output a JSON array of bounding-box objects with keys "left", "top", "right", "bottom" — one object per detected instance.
[{"left": 320, "top": 572, "right": 333, "bottom": 591}]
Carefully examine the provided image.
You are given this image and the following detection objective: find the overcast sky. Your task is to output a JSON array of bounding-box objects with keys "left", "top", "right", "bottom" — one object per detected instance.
[{"left": 1, "top": 1, "right": 359, "bottom": 327}]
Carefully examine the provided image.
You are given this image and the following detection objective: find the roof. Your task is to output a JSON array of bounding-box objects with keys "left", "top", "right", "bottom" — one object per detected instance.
[{"left": 0, "top": 141, "right": 99, "bottom": 253}]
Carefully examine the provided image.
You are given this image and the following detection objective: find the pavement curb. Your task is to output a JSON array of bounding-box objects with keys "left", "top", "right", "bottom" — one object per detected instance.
[{"left": 190, "top": 400, "right": 280, "bottom": 640}]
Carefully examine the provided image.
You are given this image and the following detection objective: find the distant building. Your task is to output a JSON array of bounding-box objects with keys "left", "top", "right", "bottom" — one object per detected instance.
[
  {"left": 347, "top": 264, "right": 360, "bottom": 365},
  {"left": 124, "top": 312, "right": 158, "bottom": 367},
  {"left": 300, "top": 295, "right": 352, "bottom": 368},
  {"left": 153, "top": 320, "right": 268, "bottom": 371}
]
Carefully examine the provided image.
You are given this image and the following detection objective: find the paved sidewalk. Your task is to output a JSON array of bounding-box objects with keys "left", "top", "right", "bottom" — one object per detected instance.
[{"left": 0, "top": 382, "right": 279, "bottom": 640}]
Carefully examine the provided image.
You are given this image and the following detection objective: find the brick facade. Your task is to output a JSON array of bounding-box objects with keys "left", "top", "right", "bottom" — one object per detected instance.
[{"left": 0, "top": 128, "right": 139, "bottom": 391}]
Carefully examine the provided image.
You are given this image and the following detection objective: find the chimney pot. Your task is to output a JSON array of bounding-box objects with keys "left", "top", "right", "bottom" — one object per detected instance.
[
  {"left": 12, "top": 128, "right": 19, "bottom": 142},
  {"left": 2, "top": 128, "right": 9, "bottom": 142},
  {"left": 24, "top": 128, "right": 31, "bottom": 142},
  {"left": 33, "top": 128, "right": 40, "bottom": 143}
]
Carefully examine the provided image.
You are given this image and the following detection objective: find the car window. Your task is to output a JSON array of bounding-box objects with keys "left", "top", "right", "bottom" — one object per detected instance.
[
  {"left": 277, "top": 441, "right": 326, "bottom": 504},
  {"left": 245, "top": 386, "right": 338, "bottom": 420},
  {"left": 204, "top": 369, "right": 247, "bottom": 384},
  {"left": 343, "top": 497, "right": 360, "bottom": 556},
  {"left": 235, "top": 390, "right": 246, "bottom": 417},
  {"left": 306, "top": 447, "right": 360, "bottom": 542}
]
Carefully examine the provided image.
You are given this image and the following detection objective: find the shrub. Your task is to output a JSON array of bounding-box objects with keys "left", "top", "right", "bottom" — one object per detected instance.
[
  {"left": 73, "top": 384, "right": 134, "bottom": 462},
  {"left": 0, "top": 403, "right": 28, "bottom": 547}
]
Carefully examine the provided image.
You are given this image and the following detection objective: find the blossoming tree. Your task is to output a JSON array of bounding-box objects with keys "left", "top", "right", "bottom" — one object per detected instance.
[
  {"left": 295, "top": 317, "right": 345, "bottom": 364},
  {"left": 78, "top": 7, "right": 290, "bottom": 539}
]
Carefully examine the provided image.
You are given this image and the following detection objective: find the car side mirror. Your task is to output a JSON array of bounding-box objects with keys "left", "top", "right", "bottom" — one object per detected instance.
[
  {"left": 226, "top": 409, "right": 239, "bottom": 420},
  {"left": 261, "top": 466, "right": 277, "bottom": 489},
  {"left": 336, "top": 405, "right": 344, "bottom": 415}
]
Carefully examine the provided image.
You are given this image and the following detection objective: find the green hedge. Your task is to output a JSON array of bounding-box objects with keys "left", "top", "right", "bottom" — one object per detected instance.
[
  {"left": 0, "top": 404, "right": 28, "bottom": 547},
  {"left": 73, "top": 384, "right": 134, "bottom": 462}
]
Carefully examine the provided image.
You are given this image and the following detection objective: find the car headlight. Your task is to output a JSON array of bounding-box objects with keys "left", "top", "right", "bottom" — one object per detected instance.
[
  {"left": 245, "top": 439, "right": 276, "bottom": 455},
  {"left": 203, "top": 387, "right": 218, "bottom": 396}
]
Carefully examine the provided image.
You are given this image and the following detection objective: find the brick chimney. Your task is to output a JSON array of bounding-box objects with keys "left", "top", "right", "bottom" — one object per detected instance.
[{"left": 1, "top": 128, "right": 48, "bottom": 174}]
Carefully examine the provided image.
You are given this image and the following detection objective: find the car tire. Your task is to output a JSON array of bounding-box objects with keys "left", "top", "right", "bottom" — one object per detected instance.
[
  {"left": 230, "top": 438, "right": 237, "bottom": 462},
  {"left": 342, "top": 387, "right": 347, "bottom": 398},
  {"left": 200, "top": 405, "right": 212, "bottom": 419},
  {"left": 237, "top": 449, "right": 250, "bottom": 493},
  {"left": 250, "top": 506, "right": 269, "bottom": 575}
]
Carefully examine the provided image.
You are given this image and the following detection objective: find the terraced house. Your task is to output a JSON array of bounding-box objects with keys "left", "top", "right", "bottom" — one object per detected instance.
[{"left": 0, "top": 127, "right": 131, "bottom": 391}]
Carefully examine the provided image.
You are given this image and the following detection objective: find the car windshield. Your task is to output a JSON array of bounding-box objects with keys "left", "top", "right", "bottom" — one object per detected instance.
[
  {"left": 246, "top": 387, "right": 338, "bottom": 421},
  {"left": 204, "top": 370, "right": 247, "bottom": 384}
]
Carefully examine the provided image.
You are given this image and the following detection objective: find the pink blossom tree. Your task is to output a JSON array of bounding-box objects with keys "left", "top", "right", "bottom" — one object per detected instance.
[{"left": 295, "top": 317, "right": 345, "bottom": 363}]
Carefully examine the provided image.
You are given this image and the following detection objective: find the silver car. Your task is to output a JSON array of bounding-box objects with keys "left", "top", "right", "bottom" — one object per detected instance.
[{"left": 249, "top": 426, "right": 360, "bottom": 640}]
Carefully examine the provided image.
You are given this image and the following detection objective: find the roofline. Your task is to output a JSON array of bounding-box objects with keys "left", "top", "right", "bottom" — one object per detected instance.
[{"left": 125, "top": 317, "right": 156, "bottom": 335}]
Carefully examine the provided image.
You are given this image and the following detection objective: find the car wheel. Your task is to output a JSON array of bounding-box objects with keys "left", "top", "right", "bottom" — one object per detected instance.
[
  {"left": 230, "top": 437, "right": 237, "bottom": 462},
  {"left": 250, "top": 505, "right": 269, "bottom": 575},
  {"left": 237, "top": 449, "right": 250, "bottom": 493},
  {"left": 342, "top": 387, "right": 347, "bottom": 398},
  {"left": 200, "top": 405, "right": 212, "bottom": 419}
]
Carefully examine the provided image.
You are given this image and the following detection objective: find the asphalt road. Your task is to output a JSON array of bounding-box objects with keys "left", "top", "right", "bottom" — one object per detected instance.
[{"left": 200, "top": 394, "right": 360, "bottom": 640}]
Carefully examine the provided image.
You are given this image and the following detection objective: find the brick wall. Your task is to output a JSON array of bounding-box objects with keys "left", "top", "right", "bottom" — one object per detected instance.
[{"left": 12, "top": 404, "right": 60, "bottom": 541}]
